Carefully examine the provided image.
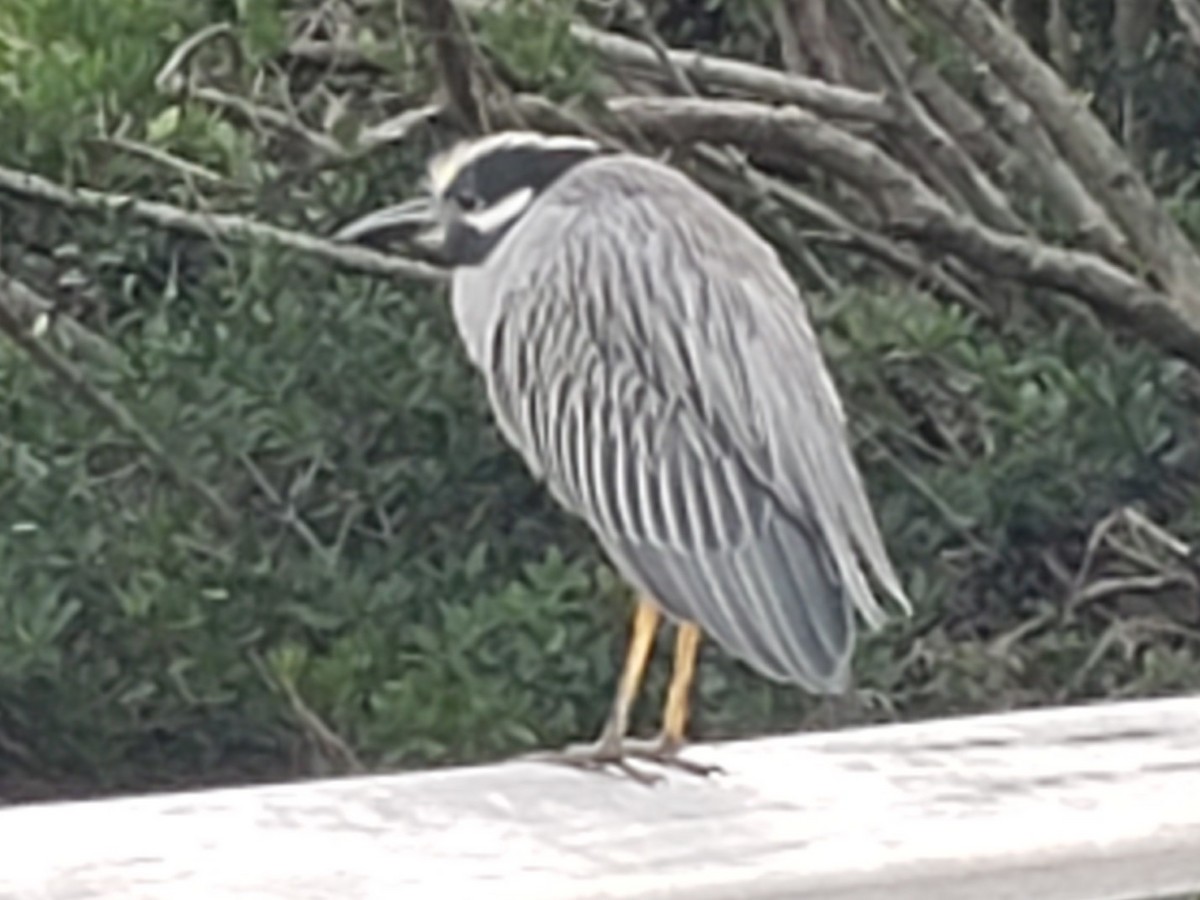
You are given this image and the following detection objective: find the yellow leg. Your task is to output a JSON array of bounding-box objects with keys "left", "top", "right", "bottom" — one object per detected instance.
[
  {"left": 526, "top": 597, "right": 716, "bottom": 782},
  {"left": 623, "top": 620, "right": 719, "bottom": 776},
  {"left": 660, "top": 622, "right": 702, "bottom": 750},
  {"left": 598, "top": 595, "right": 661, "bottom": 749}
]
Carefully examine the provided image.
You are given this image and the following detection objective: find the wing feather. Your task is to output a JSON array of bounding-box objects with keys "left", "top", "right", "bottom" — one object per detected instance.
[{"left": 458, "top": 153, "right": 908, "bottom": 690}]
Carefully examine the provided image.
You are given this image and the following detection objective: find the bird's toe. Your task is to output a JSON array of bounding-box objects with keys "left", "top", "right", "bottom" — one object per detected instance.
[
  {"left": 520, "top": 741, "right": 664, "bottom": 784},
  {"left": 620, "top": 737, "right": 723, "bottom": 778}
]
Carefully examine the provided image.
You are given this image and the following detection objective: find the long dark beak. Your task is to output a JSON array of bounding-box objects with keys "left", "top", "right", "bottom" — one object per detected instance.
[{"left": 333, "top": 197, "right": 444, "bottom": 254}]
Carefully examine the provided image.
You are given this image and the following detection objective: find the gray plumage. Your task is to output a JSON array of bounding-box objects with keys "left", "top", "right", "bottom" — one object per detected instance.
[{"left": 451, "top": 152, "right": 910, "bottom": 692}]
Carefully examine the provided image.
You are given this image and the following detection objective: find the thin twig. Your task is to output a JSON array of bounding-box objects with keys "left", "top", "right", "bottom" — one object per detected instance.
[
  {"left": 158, "top": 27, "right": 439, "bottom": 164},
  {"left": 89, "top": 136, "right": 232, "bottom": 187},
  {"left": 154, "top": 22, "right": 244, "bottom": 95},
  {"left": 859, "top": 428, "right": 993, "bottom": 558},
  {"left": 248, "top": 651, "right": 365, "bottom": 774},
  {"left": 621, "top": 0, "right": 699, "bottom": 96},
  {"left": 238, "top": 453, "right": 338, "bottom": 569},
  {"left": 189, "top": 85, "right": 346, "bottom": 158},
  {"left": 358, "top": 103, "right": 444, "bottom": 151}
]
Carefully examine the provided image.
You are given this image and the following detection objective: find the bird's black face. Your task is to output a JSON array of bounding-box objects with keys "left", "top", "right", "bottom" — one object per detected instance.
[
  {"left": 334, "top": 132, "right": 604, "bottom": 267},
  {"left": 436, "top": 140, "right": 599, "bottom": 265},
  {"left": 433, "top": 133, "right": 604, "bottom": 266}
]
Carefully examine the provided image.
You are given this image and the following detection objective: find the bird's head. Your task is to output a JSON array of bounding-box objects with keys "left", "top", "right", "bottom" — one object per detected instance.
[{"left": 334, "top": 130, "right": 604, "bottom": 266}]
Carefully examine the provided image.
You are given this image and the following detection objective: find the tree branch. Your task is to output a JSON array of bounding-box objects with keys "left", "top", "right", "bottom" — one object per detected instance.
[
  {"left": 844, "top": 0, "right": 1025, "bottom": 233},
  {"left": 919, "top": 0, "right": 1200, "bottom": 318},
  {"left": 817, "top": 0, "right": 1022, "bottom": 198},
  {"left": 1169, "top": 0, "right": 1200, "bottom": 54},
  {"left": 772, "top": 0, "right": 850, "bottom": 82},
  {"left": 416, "top": 0, "right": 485, "bottom": 131},
  {"left": 0, "top": 165, "right": 446, "bottom": 283},
  {"left": 972, "top": 68, "right": 1132, "bottom": 264},
  {"left": 568, "top": 22, "right": 896, "bottom": 124},
  {"left": 292, "top": 14, "right": 898, "bottom": 127}
]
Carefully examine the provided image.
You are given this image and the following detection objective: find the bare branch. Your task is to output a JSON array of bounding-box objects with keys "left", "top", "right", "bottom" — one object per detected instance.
[
  {"left": 844, "top": 0, "right": 1025, "bottom": 233},
  {"left": 416, "top": 0, "right": 485, "bottom": 130},
  {"left": 1113, "top": 0, "right": 1158, "bottom": 169},
  {"left": 187, "top": 85, "right": 347, "bottom": 158},
  {"left": 0, "top": 164, "right": 446, "bottom": 283},
  {"left": 89, "top": 136, "right": 231, "bottom": 187},
  {"left": 845, "top": 0, "right": 1020, "bottom": 193},
  {"left": 973, "top": 69, "right": 1132, "bottom": 264},
  {"left": 1171, "top": 0, "right": 1200, "bottom": 51},
  {"left": 569, "top": 24, "right": 896, "bottom": 124},
  {"left": 288, "top": 18, "right": 896, "bottom": 127},
  {"left": 248, "top": 651, "right": 365, "bottom": 775},
  {"left": 919, "top": 0, "right": 1200, "bottom": 318},
  {"left": 772, "top": 0, "right": 851, "bottom": 82}
]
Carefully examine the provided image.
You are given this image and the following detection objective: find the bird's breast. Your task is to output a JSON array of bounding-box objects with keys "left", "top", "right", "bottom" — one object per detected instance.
[{"left": 450, "top": 266, "right": 507, "bottom": 371}]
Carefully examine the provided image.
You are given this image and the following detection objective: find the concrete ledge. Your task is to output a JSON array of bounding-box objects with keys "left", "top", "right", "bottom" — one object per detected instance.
[{"left": 3, "top": 695, "right": 1200, "bottom": 899}]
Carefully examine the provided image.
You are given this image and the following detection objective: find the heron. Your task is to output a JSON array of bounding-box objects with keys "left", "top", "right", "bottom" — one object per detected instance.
[{"left": 336, "top": 131, "right": 910, "bottom": 779}]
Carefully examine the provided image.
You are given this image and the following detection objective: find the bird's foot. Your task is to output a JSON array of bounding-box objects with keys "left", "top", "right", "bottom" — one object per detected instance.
[
  {"left": 623, "top": 736, "right": 724, "bottom": 778},
  {"left": 523, "top": 740, "right": 664, "bottom": 784},
  {"left": 523, "top": 736, "right": 720, "bottom": 784}
]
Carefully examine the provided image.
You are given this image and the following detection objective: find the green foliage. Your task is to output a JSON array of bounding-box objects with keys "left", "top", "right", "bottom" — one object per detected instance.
[
  {"left": 824, "top": 288, "right": 1200, "bottom": 716},
  {"left": 2, "top": 0, "right": 1200, "bottom": 805},
  {"left": 0, "top": 0, "right": 287, "bottom": 181},
  {"left": 0, "top": 221, "right": 621, "bottom": 792},
  {"left": 477, "top": 0, "right": 598, "bottom": 101},
  {"left": 0, "top": 0, "right": 189, "bottom": 176}
]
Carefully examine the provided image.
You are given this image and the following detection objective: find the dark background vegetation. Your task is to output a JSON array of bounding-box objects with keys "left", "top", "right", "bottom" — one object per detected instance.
[{"left": 2, "top": 0, "right": 1200, "bottom": 803}]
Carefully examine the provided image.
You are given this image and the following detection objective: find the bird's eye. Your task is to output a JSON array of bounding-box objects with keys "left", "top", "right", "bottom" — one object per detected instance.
[{"left": 455, "top": 190, "right": 483, "bottom": 211}]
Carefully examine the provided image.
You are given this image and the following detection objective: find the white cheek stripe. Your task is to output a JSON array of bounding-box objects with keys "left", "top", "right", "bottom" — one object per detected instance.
[{"left": 462, "top": 187, "right": 535, "bottom": 234}]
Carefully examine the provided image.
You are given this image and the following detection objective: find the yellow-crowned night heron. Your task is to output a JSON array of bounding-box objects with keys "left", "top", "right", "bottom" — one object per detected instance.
[{"left": 337, "top": 131, "right": 910, "bottom": 778}]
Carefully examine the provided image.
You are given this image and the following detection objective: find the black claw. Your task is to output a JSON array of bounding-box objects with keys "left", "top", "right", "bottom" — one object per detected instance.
[
  {"left": 521, "top": 738, "right": 721, "bottom": 784},
  {"left": 520, "top": 746, "right": 664, "bottom": 785},
  {"left": 622, "top": 741, "right": 724, "bottom": 777}
]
